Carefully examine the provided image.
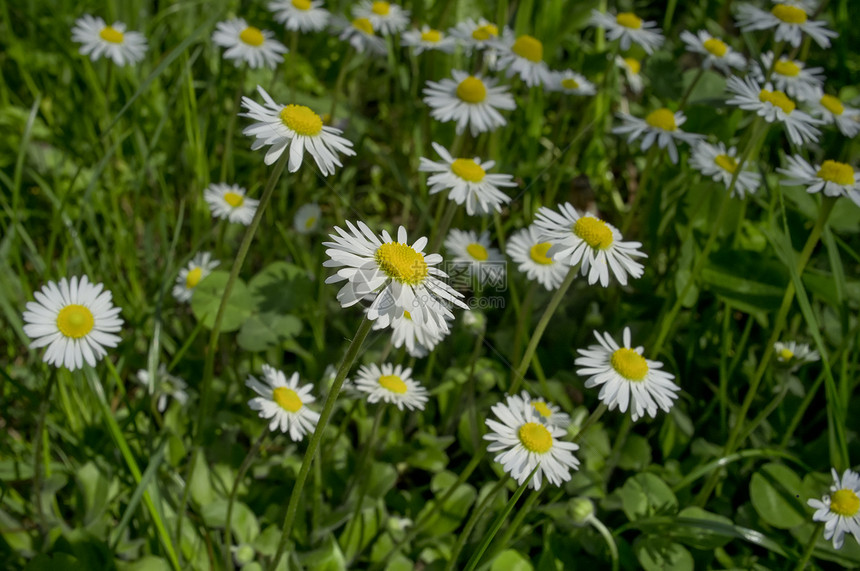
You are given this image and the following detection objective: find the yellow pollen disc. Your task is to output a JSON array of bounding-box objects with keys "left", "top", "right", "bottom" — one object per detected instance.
[
  {"left": 645, "top": 108, "right": 677, "bottom": 131},
  {"left": 421, "top": 29, "right": 442, "bottom": 43},
  {"left": 472, "top": 23, "right": 499, "bottom": 41},
  {"left": 304, "top": 216, "right": 317, "bottom": 229},
  {"left": 186, "top": 267, "right": 204, "bottom": 289},
  {"left": 611, "top": 348, "right": 649, "bottom": 381},
  {"left": 353, "top": 18, "right": 374, "bottom": 35},
  {"left": 56, "top": 304, "right": 95, "bottom": 339},
  {"left": 779, "top": 348, "right": 794, "bottom": 361},
  {"left": 758, "top": 89, "right": 796, "bottom": 114},
  {"left": 703, "top": 38, "right": 727, "bottom": 57},
  {"left": 379, "top": 374, "right": 407, "bottom": 394},
  {"left": 714, "top": 154, "right": 738, "bottom": 174},
  {"left": 239, "top": 26, "right": 265, "bottom": 47},
  {"left": 223, "top": 191, "right": 245, "bottom": 208},
  {"left": 817, "top": 160, "right": 854, "bottom": 186},
  {"left": 561, "top": 78, "right": 579, "bottom": 90},
  {"left": 456, "top": 76, "right": 487, "bottom": 103},
  {"left": 529, "top": 242, "right": 554, "bottom": 265},
  {"left": 273, "top": 387, "right": 303, "bottom": 412},
  {"left": 532, "top": 401, "right": 553, "bottom": 417},
  {"left": 292, "top": 0, "right": 311, "bottom": 10},
  {"left": 518, "top": 422, "right": 553, "bottom": 453},
  {"left": 279, "top": 104, "right": 323, "bottom": 136},
  {"left": 512, "top": 35, "right": 543, "bottom": 63},
  {"left": 774, "top": 59, "right": 801, "bottom": 77},
  {"left": 831, "top": 489, "right": 860, "bottom": 517},
  {"left": 771, "top": 4, "right": 808, "bottom": 24},
  {"left": 573, "top": 217, "right": 614, "bottom": 249},
  {"left": 403, "top": 310, "right": 412, "bottom": 320},
  {"left": 624, "top": 57, "right": 641, "bottom": 75},
  {"left": 616, "top": 12, "right": 643, "bottom": 29},
  {"left": 451, "top": 158, "right": 486, "bottom": 182},
  {"left": 371, "top": 1, "right": 390, "bottom": 15},
  {"left": 99, "top": 26, "right": 125, "bottom": 44},
  {"left": 375, "top": 242, "right": 428, "bottom": 285},
  {"left": 466, "top": 243, "right": 489, "bottom": 261},
  {"left": 820, "top": 94, "right": 845, "bottom": 116}
]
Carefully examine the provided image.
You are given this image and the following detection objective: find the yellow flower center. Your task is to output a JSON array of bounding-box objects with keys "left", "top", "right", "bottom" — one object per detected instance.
[
  {"left": 379, "top": 374, "right": 407, "bottom": 394},
  {"left": 304, "top": 216, "right": 317, "bottom": 229},
  {"left": 532, "top": 401, "right": 553, "bottom": 417},
  {"left": 353, "top": 18, "right": 374, "bottom": 35},
  {"left": 616, "top": 12, "right": 643, "bottom": 29},
  {"left": 279, "top": 104, "right": 323, "bottom": 136},
  {"left": 421, "top": 29, "right": 442, "bottom": 43},
  {"left": 758, "top": 89, "right": 796, "bottom": 114},
  {"left": 186, "top": 267, "right": 204, "bottom": 289},
  {"left": 561, "top": 78, "right": 579, "bottom": 90},
  {"left": 771, "top": 4, "right": 808, "bottom": 24},
  {"left": 820, "top": 94, "right": 845, "bottom": 116},
  {"left": 518, "top": 422, "right": 553, "bottom": 453},
  {"left": 624, "top": 57, "right": 641, "bottom": 75},
  {"left": 273, "top": 387, "right": 303, "bottom": 412},
  {"left": 99, "top": 26, "right": 125, "bottom": 44},
  {"left": 529, "top": 242, "right": 554, "bottom": 265},
  {"left": 372, "top": 1, "right": 390, "bottom": 15},
  {"left": 239, "top": 26, "right": 265, "bottom": 47},
  {"left": 573, "top": 217, "right": 614, "bottom": 249},
  {"left": 703, "top": 38, "right": 727, "bottom": 57},
  {"left": 375, "top": 242, "right": 428, "bottom": 285},
  {"left": 451, "top": 158, "right": 486, "bottom": 182},
  {"left": 292, "top": 0, "right": 311, "bottom": 10},
  {"left": 610, "top": 348, "right": 649, "bottom": 381},
  {"left": 56, "top": 304, "right": 95, "bottom": 339},
  {"left": 471, "top": 23, "right": 499, "bottom": 41},
  {"left": 714, "top": 154, "right": 738, "bottom": 174},
  {"left": 645, "top": 108, "right": 677, "bottom": 131},
  {"left": 774, "top": 59, "right": 801, "bottom": 77},
  {"left": 456, "top": 76, "right": 487, "bottom": 103},
  {"left": 466, "top": 243, "right": 489, "bottom": 261},
  {"left": 831, "top": 489, "right": 860, "bottom": 517},
  {"left": 512, "top": 35, "right": 543, "bottom": 63},
  {"left": 779, "top": 348, "right": 794, "bottom": 361},
  {"left": 403, "top": 310, "right": 412, "bottom": 320},
  {"left": 817, "top": 160, "right": 854, "bottom": 186},
  {"left": 223, "top": 191, "right": 245, "bottom": 208}
]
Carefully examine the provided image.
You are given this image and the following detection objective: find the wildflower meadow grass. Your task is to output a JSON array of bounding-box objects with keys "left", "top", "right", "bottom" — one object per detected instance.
[{"left": 2, "top": 0, "right": 860, "bottom": 569}]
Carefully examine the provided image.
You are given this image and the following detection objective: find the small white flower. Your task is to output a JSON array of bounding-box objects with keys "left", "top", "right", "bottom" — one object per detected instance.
[
  {"left": 735, "top": 2, "right": 837, "bottom": 48},
  {"left": 575, "top": 327, "right": 680, "bottom": 421},
  {"left": 589, "top": 10, "right": 664, "bottom": 54},
  {"left": 725, "top": 76, "right": 822, "bottom": 145},
  {"left": 268, "top": 0, "right": 330, "bottom": 33},
  {"left": 23, "top": 276, "right": 123, "bottom": 371},
  {"left": 807, "top": 468, "right": 860, "bottom": 550},
  {"left": 506, "top": 391, "right": 571, "bottom": 430},
  {"left": 612, "top": 108, "right": 702, "bottom": 164},
  {"left": 293, "top": 203, "right": 322, "bottom": 234},
  {"left": 778, "top": 155, "right": 860, "bottom": 207},
  {"left": 173, "top": 252, "right": 220, "bottom": 303},
  {"left": 246, "top": 365, "right": 320, "bottom": 441},
  {"left": 423, "top": 70, "right": 516, "bottom": 136},
  {"left": 353, "top": 363, "right": 428, "bottom": 410},
  {"left": 334, "top": 16, "right": 387, "bottom": 55},
  {"left": 491, "top": 30, "right": 553, "bottom": 88},
  {"left": 549, "top": 70, "right": 596, "bottom": 96},
  {"left": 401, "top": 25, "right": 457, "bottom": 54},
  {"left": 752, "top": 52, "right": 824, "bottom": 102},
  {"left": 204, "top": 183, "right": 259, "bottom": 225},
  {"left": 616, "top": 56, "right": 644, "bottom": 94},
  {"left": 71, "top": 15, "right": 147, "bottom": 66},
  {"left": 506, "top": 225, "right": 568, "bottom": 291},
  {"left": 679, "top": 30, "right": 745, "bottom": 74},
  {"left": 448, "top": 18, "right": 502, "bottom": 53},
  {"left": 810, "top": 93, "right": 860, "bottom": 138},
  {"left": 774, "top": 340, "right": 820, "bottom": 365},
  {"left": 352, "top": 0, "right": 410, "bottom": 35},
  {"left": 690, "top": 141, "right": 761, "bottom": 198},
  {"left": 444, "top": 229, "right": 506, "bottom": 288},
  {"left": 212, "top": 19, "right": 288, "bottom": 69},
  {"left": 136, "top": 364, "right": 190, "bottom": 412}
]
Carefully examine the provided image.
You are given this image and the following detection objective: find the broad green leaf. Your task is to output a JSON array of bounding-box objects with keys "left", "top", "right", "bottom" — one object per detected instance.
[
  {"left": 620, "top": 473, "right": 678, "bottom": 521},
  {"left": 491, "top": 549, "right": 534, "bottom": 571},
  {"left": 749, "top": 463, "right": 806, "bottom": 529},
  {"left": 300, "top": 534, "right": 347, "bottom": 571},
  {"left": 190, "top": 271, "right": 255, "bottom": 333},
  {"left": 201, "top": 500, "right": 260, "bottom": 544},
  {"left": 189, "top": 451, "right": 215, "bottom": 506},
  {"left": 248, "top": 261, "right": 314, "bottom": 314},
  {"left": 418, "top": 472, "right": 477, "bottom": 535},
  {"left": 634, "top": 536, "right": 693, "bottom": 571},
  {"left": 672, "top": 507, "right": 734, "bottom": 549},
  {"left": 236, "top": 312, "right": 302, "bottom": 352},
  {"left": 116, "top": 556, "right": 171, "bottom": 571},
  {"left": 618, "top": 434, "right": 652, "bottom": 471}
]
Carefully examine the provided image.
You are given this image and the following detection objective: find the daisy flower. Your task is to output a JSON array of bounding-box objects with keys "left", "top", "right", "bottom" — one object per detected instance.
[
  {"left": 549, "top": 70, "right": 596, "bottom": 96},
  {"left": 71, "top": 15, "right": 148, "bottom": 66},
  {"left": 444, "top": 229, "right": 506, "bottom": 288},
  {"left": 136, "top": 364, "right": 189, "bottom": 412},
  {"left": 401, "top": 26, "right": 457, "bottom": 54},
  {"left": 774, "top": 340, "right": 820, "bottom": 365},
  {"left": 735, "top": 2, "right": 837, "bottom": 48},
  {"left": 241, "top": 85, "right": 355, "bottom": 174},
  {"left": 690, "top": 141, "right": 761, "bottom": 198},
  {"left": 807, "top": 468, "right": 860, "bottom": 550},
  {"left": 612, "top": 108, "right": 702, "bottom": 164},
  {"left": 323, "top": 221, "right": 468, "bottom": 336},
  {"left": 173, "top": 251, "right": 220, "bottom": 303},
  {"left": 418, "top": 142, "right": 515, "bottom": 216},
  {"left": 423, "top": 70, "right": 516, "bottom": 136},
  {"left": 575, "top": 327, "right": 680, "bottom": 421},
  {"left": 449, "top": 18, "right": 501, "bottom": 53},
  {"left": 246, "top": 365, "right": 320, "bottom": 441},
  {"left": 353, "top": 363, "right": 428, "bottom": 410},
  {"left": 534, "top": 203, "right": 646, "bottom": 287},
  {"left": 753, "top": 52, "right": 824, "bottom": 102},
  {"left": 351, "top": 0, "right": 410, "bottom": 36},
  {"left": 268, "top": 0, "right": 330, "bottom": 33},
  {"left": 491, "top": 30, "right": 553, "bottom": 88},
  {"left": 811, "top": 93, "right": 860, "bottom": 138},
  {"left": 483, "top": 398, "right": 580, "bottom": 490},
  {"left": 616, "top": 56, "right": 644, "bottom": 94},
  {"left": 725, "top": 76, "right": 822, "bottom": 145},
  {"left": 778, "top": 155, "right": 860, "bottom": 206},
  {"left": 679, "top": 30, "right": 745, "bottom": 74},
  {"left": 373, "top": 308, "right": 449, "bottom": 358},
  {"left": 212, "top": 19, "right": 287, "bottom": 69},
  {"left": 294, "top": 203, "right": 322, "bottom": 234},
  {"left": 506, "top": 225, "right": 568, "bottom": 291},
  {"left": 23, "top": 276, "right": 123, "bottom": 371},
  {"left": 335, "top": 16, "right": 387, "bottom": 55},
  {"left": 589, "top": 9, "right": 664, "bottom": 54},
  {"left": 204, "top": 183, "right": 259, "bottom": 225},
  {"left": 507, "top": 390, "right": 571, "bottom": 430}
]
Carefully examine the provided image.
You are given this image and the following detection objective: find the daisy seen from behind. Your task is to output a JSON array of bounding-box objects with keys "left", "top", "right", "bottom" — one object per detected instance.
[
  {"left": 173, "top": 251, "right": 220, "bottom": 303},
  {"left": 690, "top": 141, "right": 761, "bottom": 198},
  {"left": 484, "top": 398, "right": 580, "bottom": 490},
  {"left": 136, "top": 364, "right": 190, "bottom": 413},
  {"left": 423, "top": 70, "right": 516, "bottom": 136},
  {"left": 506, "top": 225, "right": 568, "bottom": 291},
  {"left": 335, "top": 16, "right": 387, "bottom": 55},
  {"left": 735, "top": 2, "right": 837, "bottom": 48},
  {"left": 212, "top": 19, "right": 287, "bottom": 69},
  {"left": 246, "top": 364, "right": 320, "bottom": 441},
  {"left": 778, "top": 155, "right": 860, "bottom": 206},
  {"left": 613, "top": 107, "right": 702, "bottom": 164},
  {"left": 616, "top": 56, "right": 644, "bottom": 94},
  {"left": 354, "top": 363, "right": 428, "bottom": 411},
  {"left": 241, "top": 85, "right": 355, "bottom": 174},
  {"left": 811, "top": 94, "right": 860, "bottom": 138},
  {"left": 352, "top": 0, "right": 410, "bottom": 35},
  {"left": 268, "top": 0, "right": 330, "bottom": 33},
  {"left": 680, "top": 30, "right": 745, "bottom": 74},
  {"left": 204, "top": 183, "right": 259, "bottom": 225},
  {"left": 23, "top": 275, "right": 123, "bottom": 371},
  {"left": 575, "top": 327, "right": 680, "bottom": 421},
  {"left": 71, "top": 14, "right": 148, "bottom": 66},
  {"left": 753, "top": 52, "right": 824, "bottom": 102},
  {"left": 449, "top": 18, "right": 501, "bottom": 53},
  {"left": 589, "top": 9, "right": 664, "bottom": 54},
  {"left": 294, "top": 203, "right": 322, "bottom": 234},
  {"left": 401, "top": 25, "right": 456, "bottom": 54},
  {"left": 808, "top": 468, "right": 860, "bottom": 549},
  {"left": 492, "top": 30, "right": 552, "bottom": 88},
  {"left": 373, "top": 308, "right": 449, "bottom": 358},
  {"left": 507, "top": 390, "right": 571, "bottom": 430},
  {"left": 549, "top": 70, "right": 596, "bottom": 96},
  {"left": 444, "top": 229, "right": 506, "bottom": 288},
  {"left": 726, "top": 76, "right": 822, "bottom": 145}
]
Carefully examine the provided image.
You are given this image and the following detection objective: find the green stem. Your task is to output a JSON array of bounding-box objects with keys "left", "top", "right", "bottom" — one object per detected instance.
[
  {"left": 678, "top": 66, "right": 705, "bottom": 109},
  {"left": 621, "top": 145, "right": 659, "bottom": 235},
  {"left": 428, "top": 198, "right": 458, "bottom": 253},
  {"left": 342, "top": 405, "right": 385, "bottom": 555},
  {"left": 220, "top": 66, "right": 246, "bottom": 182},
  {"left": 574, "top": 403, "right": 607, "bottom": 443},
  {"left": 793, "top": 522, "right": 823, "bottom": 571},
  {"left": 329, "top": 50, "right": 354, "bottom": 123},
  {"left": 588, "top": 515, "right": 620, "bottom": 571},
  {"left": 443, "top": 478, "right": 507, "bottom": 571},
  {"left": 225, "top": 431, "right": 268, "bottom": 571}
]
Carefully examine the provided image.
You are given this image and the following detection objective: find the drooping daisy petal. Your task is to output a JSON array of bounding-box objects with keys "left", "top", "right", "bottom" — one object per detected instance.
[
  {"left": 752, "top": 52, "right": 824, "bottom": 102},
  {"left": 735, "top": 2, "right": 837, "bottom": 48},
  {"left": 778, "top": 155, "right": 860, "bottom": 207},
  {"left": 268, "top": 0, "right": 330, "bottom": 33},
  {"left": 490, "top": 30, "right": 553, "bottom": 88},
  {"left": 612, "top": 108, "right": 703, "bottom": 164},
  {"left": 725, "top": 76, "right": 822, "bottom": 145},
  {"left": 680, "top": 30, "right": 746, "bottom": 74}
]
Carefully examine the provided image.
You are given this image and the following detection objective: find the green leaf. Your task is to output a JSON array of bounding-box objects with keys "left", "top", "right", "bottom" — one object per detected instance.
[
  {"left": 24, "top": 554, "right": 87, "bottom": 571},
  {"left": 189, "top": 452, "right": 215, "bottom": 506},
  {"left": 116, "top": 556, "right": 172, "bottom": 571},
  {"left": 236, "top": 312, "right": 302, "bottom": 352},
  {"left": 633, "top": 536, "right": 693, "bottom": 571},
  {"left": 749, "top": 463, "right": 806, "bottom": 529},
  {"left": 190, "top": 271, "right": 256, "bottom": 333},
  {"left": 672, "top": 507, "right": 734, "bottom": 550},
  {"left": 248, "top": 261, "right": 314, "bottom": 314},
  {"left": 618, "top": 434, "right": 652, "bottom": 471},
  {"left": 620, "top": 473, "right": 679, "bottom": 521},
  {"left": 491, "top": 549, "right": 534, "bottom": 571},
  {"left": 201, "top": 500, "right": 260, "bottom": 544},
  {"left": 299, "top": 534, "right": 347, "bottom": 571},
  {"left": 418, "top": 472, "right": 477, "bottom": 535}
]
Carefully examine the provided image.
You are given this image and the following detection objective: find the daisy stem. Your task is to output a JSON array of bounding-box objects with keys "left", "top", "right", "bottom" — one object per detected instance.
[
  {"left": 793, "top": 522, "right": 824, "bottom": 571},
  {"left": 587, "top": 515, "right": 620, "bottom": 571},
  {"left": 224, "top": 430, "right": 268, "bottom": 571},
  {"left": 510, "top": 282, "right": 537, "bottom": 385},
  {"left": 220, "top": 66, "right": 247, "bottom": 182},
  {"left": 444, "top": 478, "right": 507, "bottom": 571},
  {"left": 429, "top": 198, "right": 458, "bottom": 253},
  {"left": 574, "top": 403, "right": 607, "bottom": 443},
  {"left": 603, "top": 414, "right": 632, "bottom": 482},
  {"left": 342, "top": 406, "right": 385, "bottom": 561},
  {"left": 621, "top": 145, "right": 659, "bottom": 235},
  {"left": 269, "top": 315, "right": 374, "bottom": 571},
  {"left": 289, "top": 31, "right": 299, "bottom": 101},
  {"left": 678, "top": 66, "right": 705, "bottom": 109},
  {"left": 329, "top": 49, "right": 354, "bottom": 123}
]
